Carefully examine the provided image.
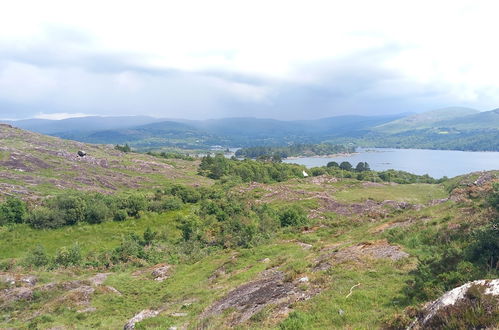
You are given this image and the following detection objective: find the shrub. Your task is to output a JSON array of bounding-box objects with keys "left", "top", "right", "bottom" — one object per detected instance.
[
  {"left": 54, "top": 244, "right": 82, "bottom": 267},
  {"left": 49, "top": 195, "right": 87, "bottom": 225},
  {"left": 112, "top": 235, "right": 146, "bottom": 262},
  {"left": 177, "top": 215, "right": 203, "bottom": 241},
  {"left": 279, "top": 206, "right": 308, "bottom": 227},
  {"left": 142, "top": 227, "right": 157, "bottom": 246},
  {"left": 24, "top": 245, "right": 50, "bottom": 267},
  {"left": 113, "top": 209, "right": 128, "bottom": 222},
  {"left": 86, "top": 201, "right": 109, "bottom": 224},
  {"left": 423, "top": 283, "right": 499, "bottom": 329},
  {"left": 168, "top": 185, "right": 201, "bottom": 203},
  {"left": 0, "top": 197, "right": 27, "bottom": 225},
  {"left": 149, "top": 196, "right": 183, "bottom": 212},
  {"left": 27, "top": 207, "right": 65, "bottom": 229},
  {"left": 119, "top": 194, "right": 147, "bottom": 218}
]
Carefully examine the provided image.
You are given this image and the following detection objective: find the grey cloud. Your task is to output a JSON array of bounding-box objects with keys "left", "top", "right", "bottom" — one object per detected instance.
[{"left": 0, "top": 28, "right": 486, "bottom": 120}]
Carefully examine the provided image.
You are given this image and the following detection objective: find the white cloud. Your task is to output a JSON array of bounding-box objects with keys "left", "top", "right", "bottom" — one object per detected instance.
[{"left": 1, "top": 0, "right": 499, "bottom": 118}]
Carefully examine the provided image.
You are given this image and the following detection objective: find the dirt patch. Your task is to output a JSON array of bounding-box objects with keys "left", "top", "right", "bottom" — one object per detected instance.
[{"left": 315, "top": 240, "right": 409, "bottom": 271}]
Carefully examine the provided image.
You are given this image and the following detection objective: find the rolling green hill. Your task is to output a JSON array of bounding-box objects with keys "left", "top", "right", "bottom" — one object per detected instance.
[
  {"left": 4, "top": 108, "right": 499, "bottom": 151},
  {"left": 0, "top": 127, "right": 498, "bottom": 329},
  {"left": 435, "top": 108, "right": 499, "bottom": 130},
  {"left": 373, "top": 107, "right": 479, "bottom": 133}
]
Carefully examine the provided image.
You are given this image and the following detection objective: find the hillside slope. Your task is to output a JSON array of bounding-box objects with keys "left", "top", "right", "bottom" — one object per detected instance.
[
  {"left": 0, "top": 124, "right": 209, "bottom": 199},
  {"left": 0, "top": 126, "right": 497, "bottom": 329},
  {"left": 373, "top": 107, "right": 479, "bottom": 133}
]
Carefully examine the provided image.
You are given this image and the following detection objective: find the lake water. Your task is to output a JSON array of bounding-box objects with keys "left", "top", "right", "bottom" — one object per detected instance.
[{"left": 283, "top": 148, "right": 499, "bottom": 178}]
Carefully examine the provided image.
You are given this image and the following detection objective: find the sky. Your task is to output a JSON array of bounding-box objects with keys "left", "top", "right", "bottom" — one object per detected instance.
[{"left": 1, "top": 0, "right": 499, "bottom": 120}]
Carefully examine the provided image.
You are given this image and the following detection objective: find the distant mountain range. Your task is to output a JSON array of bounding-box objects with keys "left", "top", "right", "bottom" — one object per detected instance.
[{"left": 3, "top": 107, "right": 499, "bottom": 151}]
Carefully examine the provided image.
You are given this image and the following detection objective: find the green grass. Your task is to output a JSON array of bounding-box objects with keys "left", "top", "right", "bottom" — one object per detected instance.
[
  {"left": 334, "top": 183, "right": 448, "bottom": 204},
  {"left": 0, "top": 210, "right": 186, "bottom": 259}
]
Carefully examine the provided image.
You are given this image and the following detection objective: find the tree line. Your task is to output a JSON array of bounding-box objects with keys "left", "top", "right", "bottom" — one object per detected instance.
[{"left": 234, "top": 143, "right": 355, "bottom": 159}]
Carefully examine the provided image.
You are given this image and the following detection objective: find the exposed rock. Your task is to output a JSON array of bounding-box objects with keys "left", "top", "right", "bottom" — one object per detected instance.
[
  {"left": 0, "top": 274, "right": 15, "bottom": 285},
  {"left": 124, "top": 309, "right": 160, "bottom": 329},
  {"left": 298, "top": 277, "right": 309, "bottom": 283},
  {"left": 474, "top": 172, "right": 497, "bottom": 186},
  {"left": 297, "top": 241, "right": 313, "bottom": 250},
  {"left": 21, "top": 275, "right": 38, "bottom": 286},
  {"left": 315, "top": 240, "right": 409, "bottom": 271},
  {"left": 88, "top": 273, "right": 111, "bottom": 286},
  {"left": 171, "top": 312, "right": 188, "bottom": 317},
  {"left": 201, "top": 270, "right": 317, "bottom": 325},
  {"left": 0, "top": 287, "right": 33, "bottom": 305},
  {"left": 59, "top": 286, "right": 95, "bottom": 307},
  {"left": 309, "top": 175, "right": 338, "bottom": 185},
  {"left": 77, "top": 150, "right": 87, "bottom": 157},
  {"left": 133, "top": 263, "right": 173, "bottom": 282},
  {"left": 77, "top": 307, "right": 97, "bottom": 313},
  {"left": 0, "top": 274, "right": 38, "bottom": 287},
  {"left": 409, "top": 279, "right": 499, "bottom": 329},
  {"left": 151, "top": 264, "right": 172, "bottom": 282}
]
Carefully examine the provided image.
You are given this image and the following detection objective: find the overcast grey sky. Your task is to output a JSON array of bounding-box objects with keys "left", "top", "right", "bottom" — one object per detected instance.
[{"left": 1, "top": 0, "right": 498, "bottom": 120}]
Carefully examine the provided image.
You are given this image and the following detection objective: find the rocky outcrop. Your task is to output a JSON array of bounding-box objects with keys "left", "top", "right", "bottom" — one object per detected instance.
[
  {"left": 315, "top": 240, "right": 409, "bottom": 271},
  {"left": 201, "top": 269, "right": 318, "bottom": 326},
  {"left": 409, "top": 279, "right": 499, "bottom": 329},
  {"left": 124, "top": 309, "right": 159, "bottom": 329}
]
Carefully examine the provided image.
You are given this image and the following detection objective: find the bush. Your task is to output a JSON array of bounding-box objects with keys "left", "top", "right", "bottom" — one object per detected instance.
[
  {"left": 24, "top": 245, "right": 50, "bottom": 267},
  {"left": 27, "top": 207, "right": 65, "bottom": 229},
  {"left": 168, "top": 185, "right": 201, "bottom": 203},
  {"left": 119, "top": 194, "right": 147, "bottom": 218},
  {"left": 177, "top": 215, "right": 203, "bottom": 241},
  {"left": 49, "top": 195, "right": 87, "bottom": 225},
  {"left": 112, "top": 235, "right": 146, "bottom": 263},
  {"left": 279, "top": 206, "right": 308, "bottom": 227},
  {"left": 0, "top": 197, "right": 27, "bottom": 225},
  {"left": 54, "top": 244, "right": 82, "bottom": 267},
  {"left": 113, "top": 209, "right": 128, "bottom": 222},
  {"left": 86, "top": 201, "right": 109, "bottom": 224},
  {"left": 142, "top": 227, "right": 157, "bottom": 246},
  {"left": 149, "top": 196, "right": 183, "bottom": 212}
]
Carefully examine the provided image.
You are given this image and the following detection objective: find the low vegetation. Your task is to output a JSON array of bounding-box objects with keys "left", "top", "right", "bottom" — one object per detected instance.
[{"left": 0, "top": 125, "right": 497, "bottom": 329}]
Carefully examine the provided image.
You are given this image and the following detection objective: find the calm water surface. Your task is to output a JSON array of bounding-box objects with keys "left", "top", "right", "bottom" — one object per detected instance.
[{"left": 283, "top": 148, "right": 499, "bottom": 178}]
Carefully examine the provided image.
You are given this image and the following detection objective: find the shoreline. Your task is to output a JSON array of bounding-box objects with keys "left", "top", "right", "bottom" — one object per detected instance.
[{"left": 285, "top": 152, "right": 359, "bottom": 160}]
